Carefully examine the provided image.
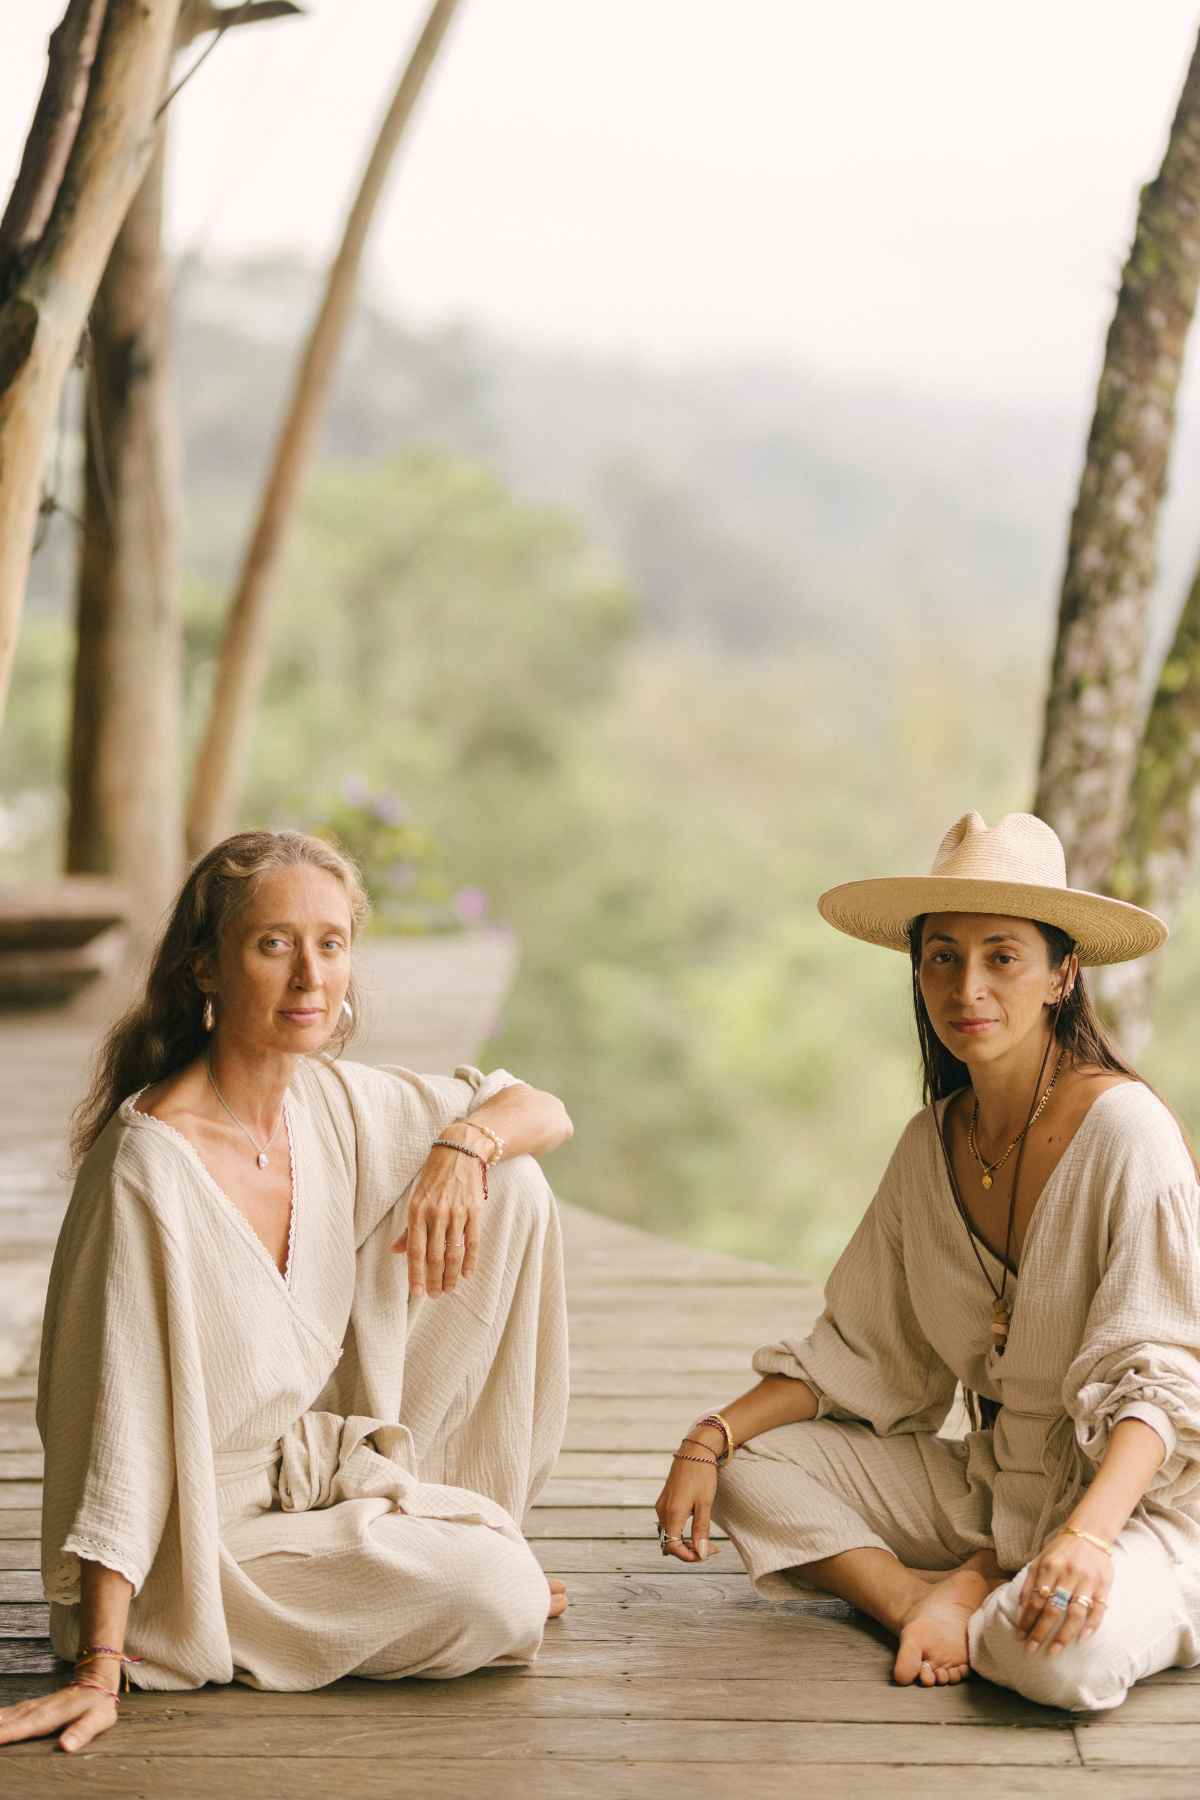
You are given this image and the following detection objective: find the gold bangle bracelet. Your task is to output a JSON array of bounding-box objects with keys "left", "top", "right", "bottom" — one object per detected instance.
[
  {"left": 1060, "top": 1525, "right": 1114, "bottom": 1557},
  {"left": 693, "top": 1412, "right": 734, "bottom": 1463}
]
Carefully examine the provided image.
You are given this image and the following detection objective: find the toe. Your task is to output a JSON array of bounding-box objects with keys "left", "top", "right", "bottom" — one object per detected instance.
[{"left": 892, "top": 1635, "right": 924, "bottom": 1686}]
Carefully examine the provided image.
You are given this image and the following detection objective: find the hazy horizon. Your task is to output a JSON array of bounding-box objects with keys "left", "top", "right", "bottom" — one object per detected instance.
[{"left": 4, "top": 3, "right": 1200, "bottom": 413}]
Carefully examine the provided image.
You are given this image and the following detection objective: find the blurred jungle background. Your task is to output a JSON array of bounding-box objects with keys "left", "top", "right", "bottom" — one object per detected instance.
[{"left": 5, "top": 0, "right": 1200, "bottom": 1275}]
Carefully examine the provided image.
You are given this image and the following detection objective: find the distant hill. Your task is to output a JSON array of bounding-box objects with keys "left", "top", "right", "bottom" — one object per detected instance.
[{"left": 38, "top": 253, "right": 1200, "bottom": 665}]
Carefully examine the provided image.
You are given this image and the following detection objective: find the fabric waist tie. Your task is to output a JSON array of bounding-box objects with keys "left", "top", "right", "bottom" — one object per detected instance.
[{"left": 213, "top": 1442, "right": 283, "bottom": 1484}]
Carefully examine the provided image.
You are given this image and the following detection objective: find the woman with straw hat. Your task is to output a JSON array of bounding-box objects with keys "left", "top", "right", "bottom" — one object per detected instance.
[{"left": 655, "top": 811, "right": 1200, "bottom": 1711}]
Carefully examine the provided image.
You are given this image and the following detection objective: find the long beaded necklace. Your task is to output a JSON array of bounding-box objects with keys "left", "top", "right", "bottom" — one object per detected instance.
[
  {"left": 934, "top": 1028, "right": 1064, "bottom": 1357},
  {"left": 205, "top": 1054, "right": 287, "bottom": 1171},
  {"left": 968, "top": 1048, "right": 1065, "bottom": 1189}
]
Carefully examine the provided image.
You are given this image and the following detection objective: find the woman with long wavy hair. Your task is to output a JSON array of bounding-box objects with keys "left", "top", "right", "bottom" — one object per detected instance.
[
  {"left": 655, "top": 810, "right": 1200, "bottom": 1712},
  {"left": 0, "top": 830, "right": 572, "bottom": 1756}
]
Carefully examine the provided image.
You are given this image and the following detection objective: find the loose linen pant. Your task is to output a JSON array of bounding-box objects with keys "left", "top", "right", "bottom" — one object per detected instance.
[
  {"left": 220, "top": 1157, "right": 568, "bottom": 1688},
  {"left": 712, "top": 1418, "right": 1200, "bottom": 1712}
]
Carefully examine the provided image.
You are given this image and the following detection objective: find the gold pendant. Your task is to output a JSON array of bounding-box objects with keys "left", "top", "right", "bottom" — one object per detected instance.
[
  {"left": 981, "top": 1170, "right": 993, "bottom": 1190},
  {"left": 990, "top": 1297, "right": 1010, "bottom": 1355}
]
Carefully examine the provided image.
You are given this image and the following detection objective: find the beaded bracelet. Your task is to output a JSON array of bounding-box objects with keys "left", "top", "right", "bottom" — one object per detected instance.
[
  {"left": 431, "top": 1138, "right": 489, "bottom": 1202},
  {"left": 75, "top": 1645, "right": 142, "bottom": 1694},
  {"left": 672, "top": 1451, "right": 719, "bottom": 1468},
  {"left": 68, "top": 1676, "right": 120, "bottom": 1705},
  {"left": 693, "top": 1412, "right": 734, "bottom": 1463},
  {"left": 456, "top": 1116, "right": 506, "bottom": 1162}
]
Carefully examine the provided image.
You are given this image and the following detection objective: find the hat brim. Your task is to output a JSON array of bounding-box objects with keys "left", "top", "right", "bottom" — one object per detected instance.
[{"left": 817, "top": 876, "right": 1167, "bottom": 966}]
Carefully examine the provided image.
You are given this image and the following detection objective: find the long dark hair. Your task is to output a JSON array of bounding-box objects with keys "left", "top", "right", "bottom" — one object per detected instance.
[
  {"left": 71, "top": 830, "right": 369, "bottom": 1166},
  {"left": 907, "top": 914, "right": 1138, "bottom": 1106}
]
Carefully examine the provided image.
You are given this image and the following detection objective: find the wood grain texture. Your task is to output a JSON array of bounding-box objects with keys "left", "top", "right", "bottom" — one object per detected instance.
[{"left": 0, "top": 988, "right": 1185, "bottom": 1792}]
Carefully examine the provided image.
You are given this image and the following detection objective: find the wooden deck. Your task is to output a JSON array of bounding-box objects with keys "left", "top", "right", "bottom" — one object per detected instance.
[{"left": 1, "top": 941, "right": 1198, "bottom": 1794}]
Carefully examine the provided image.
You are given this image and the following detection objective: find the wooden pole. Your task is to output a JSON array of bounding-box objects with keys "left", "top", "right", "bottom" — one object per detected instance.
[
  {"left": 0, "top": 0, "right": 182, "bottom": 727},
  {"left": 185, "top": 0, "right": 465, "bottom": 855}
]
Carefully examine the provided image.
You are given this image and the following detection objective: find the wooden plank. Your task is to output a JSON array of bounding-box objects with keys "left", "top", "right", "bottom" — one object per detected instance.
[
  {"left": 0, "top": 1510, "right": 40, "bottom": 1538},
  {"left": 0, "top": 1542, "right": 38, "bottom": 1571},
  {"left": 0, "top": 1717, "right": 1079, "bottom": 1764},
  {"left": 554, "top": 1454, "right": 679, "bottom": 1479},
  {"left": 0, "top": 1484, "right": 42, "bottom": 1508},
  {"left": 1075, "top": 1723, "right": 1200, "bottom": 1765},
  {"left": 0, "top": 1673, "right": 1064, "bottom": 1727},
  {"left": 536, "top": 1479, "right": 664, "bottom": 1506},
  {"left": 0, "top": 1640, "right": 54, "bottom": 1674},
  {"left": 0, "top": 1452, "right": 42, "bottom": 1478},
  {"left": 0, "top": 1762, "right": 1185, "bottom": 1800},
  {"left": 0, "top": 1601, "right": 48, "bottom": 1636},
  {"left": 529, "top": 1540, "right": 742, "bottom": 1574},
  {"left": 0, "top": 1570, "right": 40, "bottom": 1601},
  {"left": 525, "top": 1510, "right": 728, "bottom": 1539}
]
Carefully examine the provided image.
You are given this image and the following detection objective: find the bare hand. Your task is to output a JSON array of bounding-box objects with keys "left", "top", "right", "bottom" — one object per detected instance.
[
  {"left": 654, "top": 1432, "right": 723, "bottom": 1563},
  {"left": 1017, "top": 1534, "right": 1111, "bottom": 1654},
  {"left": 391, "top": 1145, "right": 484, "bottom": 1298},
  {"left": 0, "top": 1681, "right": 119, "bottom": 1754}
]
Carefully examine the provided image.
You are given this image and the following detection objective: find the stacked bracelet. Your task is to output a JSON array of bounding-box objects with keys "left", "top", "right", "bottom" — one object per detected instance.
[
  {"left": 693, "top": 1412, "right": 735, "bottom": 1463},
  {"left": 457, "top": 1116, "right": 506, "bottom": 1162},
  {"left": 70, "top": 1644, "right": 143, "bottom": 1703},
  {"left": 432, "top": 1138, "right": 489, "bottom": 1202}
]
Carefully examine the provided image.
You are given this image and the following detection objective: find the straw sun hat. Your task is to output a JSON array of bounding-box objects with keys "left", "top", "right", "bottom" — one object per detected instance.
[{"left": 817, "top": 811, "right": 1167, "bottom": 967}]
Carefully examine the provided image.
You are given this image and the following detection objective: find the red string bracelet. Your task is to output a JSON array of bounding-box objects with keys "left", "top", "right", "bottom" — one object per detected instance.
[
  {"left": 75, "top": 1644, "right": 143, "bottom": 1694},
  {"left": 431, "top": 1137, "right": 489, "bottom": 1202}
]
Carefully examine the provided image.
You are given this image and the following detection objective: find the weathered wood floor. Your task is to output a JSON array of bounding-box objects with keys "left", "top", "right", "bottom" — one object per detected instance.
[{"left": 1, "top": 941, "right": 1198, "bottom": 1795}]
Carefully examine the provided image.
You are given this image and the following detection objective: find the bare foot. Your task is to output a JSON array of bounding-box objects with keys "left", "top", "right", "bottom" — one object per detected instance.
[
  {"left": 547, "top": 1577, "right": 568, "bottom": 1620},
  {"left": 893, "top": 1567, "right": 988, "bottom": 1687}
]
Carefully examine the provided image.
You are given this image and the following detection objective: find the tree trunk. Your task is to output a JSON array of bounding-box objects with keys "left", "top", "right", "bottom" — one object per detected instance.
[
  {"left": 0, "top": 0, "right": 109, "bottom": 303},
  {"left": 185, "top": 0, "right": 465, "bottom": 856},
  {"left": 65, "top": 133, "right": 183, "bottom": 938},
  {"left": 61, "top": 0, "right": 302, "bottom": 937},
  {"left": 1092, "top": 553, "right": 1200, "bottom": 1053},
  {"left": 1033, "top": 30, "right": 1200, "bottom": 891},
  {"left": 0, "top": 0, "right": 182, "bottom": 728}
]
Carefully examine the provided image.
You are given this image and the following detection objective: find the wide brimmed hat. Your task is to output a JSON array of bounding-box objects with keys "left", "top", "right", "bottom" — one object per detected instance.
[{"left": 818, "top": 811, "right": 1167, "bottom": 967}]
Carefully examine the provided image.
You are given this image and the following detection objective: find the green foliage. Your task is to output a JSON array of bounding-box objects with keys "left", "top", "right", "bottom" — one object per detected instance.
[
  {"left": 315, "top": 784, "right": 477, "bottom": 935},
  {"left": 9, "top": 417, "right": 1200, "bottom": 1278}
]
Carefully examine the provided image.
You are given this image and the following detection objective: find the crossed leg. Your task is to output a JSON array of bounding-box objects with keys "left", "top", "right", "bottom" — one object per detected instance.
[{"left": 712, "top": 1417, "right": 999, "bottom": 1685}]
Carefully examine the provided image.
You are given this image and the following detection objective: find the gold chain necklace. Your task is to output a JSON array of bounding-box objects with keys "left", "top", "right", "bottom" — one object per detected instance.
[{"left": 968, "top": 1048, "right": 1065, "bottom": 1189}]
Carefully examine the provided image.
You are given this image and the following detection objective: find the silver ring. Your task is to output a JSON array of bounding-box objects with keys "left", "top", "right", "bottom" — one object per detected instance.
[
  {"left": 657, "top": 1528, "right": 685, "bottom": 1548},
  {"left": 1050, "top": 1587, "right": 1071, "bottom": 1611}
]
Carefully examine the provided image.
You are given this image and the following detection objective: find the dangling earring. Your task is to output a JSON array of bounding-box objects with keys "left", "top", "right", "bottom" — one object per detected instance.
[
  {"left": 341, "top": 998, "right": 354, "bottom": 1023},
  {"left": 203, "top": 996, "right": 215, "bottom": 1032}
]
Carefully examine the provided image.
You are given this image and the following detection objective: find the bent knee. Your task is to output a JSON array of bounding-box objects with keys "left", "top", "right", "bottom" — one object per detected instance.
[{"left": 970, "top": 1592, "right": 1130, "bottom": 1712}]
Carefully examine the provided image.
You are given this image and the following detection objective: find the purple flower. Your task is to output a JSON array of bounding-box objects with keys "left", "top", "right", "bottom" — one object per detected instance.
[
  {"left": 453, "top": 886, "right": 489, "bottom": 923},
  {"left": 371, "top": 792, "right": 409, "bottom": 827},
  {"left": 341, "top": 773, "right": 371, "bottom": 807}
]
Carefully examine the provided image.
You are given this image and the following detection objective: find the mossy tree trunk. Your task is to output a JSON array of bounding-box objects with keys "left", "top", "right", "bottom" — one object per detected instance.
[
  {"left": 0, "top": 0, "right": 182, "bottom": 726},
  {"left": 65, "top": 134, "right": 183, "bottom": 938},
  {"left": 1034, "top": 33, "right": 1200, "bottom": 895},
  {"left": 64, "top": 2, "right": 301, "bottom": 940}
]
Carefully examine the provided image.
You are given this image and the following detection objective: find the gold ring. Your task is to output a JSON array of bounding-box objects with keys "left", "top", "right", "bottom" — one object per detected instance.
[
  {"left": 1072, "top": 1595, "right": 1093, "bottom": 1611},
  {"left": 1035, "top": 1584, "right": 1052, "bottom": 1598}
]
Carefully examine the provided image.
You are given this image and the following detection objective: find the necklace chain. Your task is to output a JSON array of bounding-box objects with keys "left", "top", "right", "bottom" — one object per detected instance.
[
  {"left": 968, "top": 1048, "right": 1065, "bottom": 1189},
  {"left": 205, "top": 1054, "right": 286, "bottom": 1171}
]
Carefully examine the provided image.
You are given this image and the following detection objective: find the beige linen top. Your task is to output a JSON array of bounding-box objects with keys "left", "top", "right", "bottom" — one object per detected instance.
[
  {"left": 36, "top": 1055, "right": 523, "bottom": 1685},
  {"left": 754, "top": 1082, "right": 1200, "bottom": 1569}
]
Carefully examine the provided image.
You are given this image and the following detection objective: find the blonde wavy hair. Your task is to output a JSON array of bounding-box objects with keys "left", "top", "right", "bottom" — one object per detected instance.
[{"left": 71, "top": 830, "right": 369, "bottom": 1166}]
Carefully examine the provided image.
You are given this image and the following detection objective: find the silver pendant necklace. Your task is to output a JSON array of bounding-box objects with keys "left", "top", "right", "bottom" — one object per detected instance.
[{"left": 205, "top": 1054, "right": 286, "bottom": 1171}]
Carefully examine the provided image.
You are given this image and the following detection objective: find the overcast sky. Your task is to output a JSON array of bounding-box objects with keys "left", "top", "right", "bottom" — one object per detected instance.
[{"left": 2, "top": 3, "right": 1199, "bottom": 407}]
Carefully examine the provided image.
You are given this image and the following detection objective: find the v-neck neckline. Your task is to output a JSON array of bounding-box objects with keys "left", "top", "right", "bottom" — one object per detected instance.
[
  {"left": 123, "top": 1088, "right": 298, "bottom": 1290},
  {"left": 934, "top": 1079, "right": 1133, "bottom": 1280}
]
